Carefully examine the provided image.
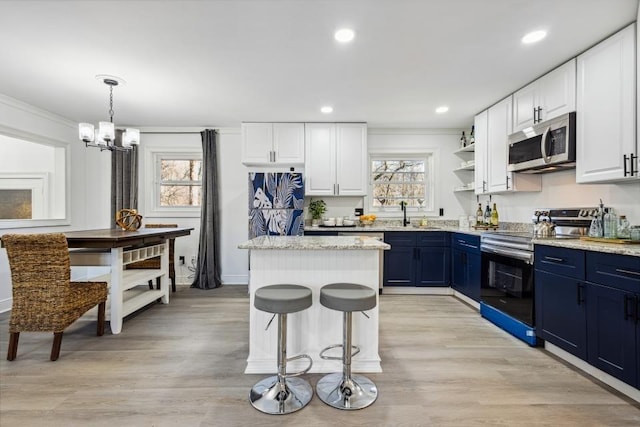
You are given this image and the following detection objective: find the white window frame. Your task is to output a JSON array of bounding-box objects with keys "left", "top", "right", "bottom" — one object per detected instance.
[
  {"left": 145, "top": 149, "right": 203, "bottom": 218},
  {"left": 368, "top": 151, "right": 438, "bottom": 217}
]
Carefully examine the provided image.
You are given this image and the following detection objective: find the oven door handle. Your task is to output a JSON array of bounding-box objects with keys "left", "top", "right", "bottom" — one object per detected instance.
[{"left": 481, "top": 245, "right": 533, "bottom": 264}]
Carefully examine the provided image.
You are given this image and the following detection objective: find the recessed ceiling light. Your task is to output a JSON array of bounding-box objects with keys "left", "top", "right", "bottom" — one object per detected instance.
[
  {"left": 522, "top": 30, "right": 547, "bottom": 44},
  {"left": 321, "top": 106, "right": 333, "bottom": 114},
  {"left": 334, "top": 28, "right": 355, "bottom": 43},
  {"left": 435, "top": 106, "right": 449, "bottom": 114}
]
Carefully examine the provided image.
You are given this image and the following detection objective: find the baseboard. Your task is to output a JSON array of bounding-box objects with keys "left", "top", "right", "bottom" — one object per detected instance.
[
  {"left": 452, "top": 291, "right": 480, "bottom": 310},
  {"left": 545, "top": 342, "right": 640, "bottom": 403},
  {"left": 222, "top": 274, "right": 248, "bottom": 285},
  {"left": 382, "top": 286, "right": 453, "bottom": 295}
]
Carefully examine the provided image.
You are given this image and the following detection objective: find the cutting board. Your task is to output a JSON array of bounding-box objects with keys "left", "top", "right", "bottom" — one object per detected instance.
[{"left": 580, "top": 236, "right": 640, "bottom": 244}]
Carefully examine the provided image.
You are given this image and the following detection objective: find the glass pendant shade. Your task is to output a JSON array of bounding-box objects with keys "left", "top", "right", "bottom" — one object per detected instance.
[
  {"left": 78, "top": 123, "right": 95, "bottom": 142},
  {"left": 98, "top": 121, "right": 115, "bottom": 145},
  {"left": 122, "top": 128, "right": 140, "bottom": 147}
]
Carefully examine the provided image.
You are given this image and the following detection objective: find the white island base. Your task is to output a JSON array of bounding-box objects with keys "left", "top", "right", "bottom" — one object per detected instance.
[{"left": 241, "top": 236, "right": 388, "bottom": 375}]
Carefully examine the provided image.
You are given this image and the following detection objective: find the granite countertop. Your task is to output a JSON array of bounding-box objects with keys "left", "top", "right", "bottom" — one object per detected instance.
[
  {"left": 533, "top": 238, "right": 640, "bottom": 257},
  {"left": 238, "top": 235, "right": 391, "bottom": 250}
]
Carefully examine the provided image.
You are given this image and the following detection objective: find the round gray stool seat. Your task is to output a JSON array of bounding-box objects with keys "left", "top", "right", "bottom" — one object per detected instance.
[
  {"left": 254, "top": 284, "right": 312, "bottom": 314},
  {"left": 320, "top": 283, "right": 376, "bottom": 312}
]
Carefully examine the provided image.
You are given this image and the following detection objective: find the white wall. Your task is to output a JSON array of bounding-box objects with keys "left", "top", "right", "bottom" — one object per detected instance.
[
  {"left": 0, "top": 94, "right": 111, "bottom": 312},
  {"left": 473, "top": 170, "right": 640, "bottom": 224}
]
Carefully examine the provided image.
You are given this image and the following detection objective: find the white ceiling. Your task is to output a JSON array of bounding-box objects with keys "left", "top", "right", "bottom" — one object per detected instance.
[{"left": 0, "top": 0, "right": 637, "bottom": 129}]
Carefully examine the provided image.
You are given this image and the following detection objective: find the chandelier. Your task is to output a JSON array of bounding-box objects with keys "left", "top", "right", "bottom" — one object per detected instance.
[{"left": 78, "top": 76, "right": 140, "bottom": 151}]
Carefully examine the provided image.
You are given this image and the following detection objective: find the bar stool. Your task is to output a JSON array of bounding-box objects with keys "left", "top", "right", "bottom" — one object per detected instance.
[
  {"left": 249, "top": 284, "right": 314, "bottom": 414},
  {"left": 317, "top": 282, "right": 378, "bottom": 410}
]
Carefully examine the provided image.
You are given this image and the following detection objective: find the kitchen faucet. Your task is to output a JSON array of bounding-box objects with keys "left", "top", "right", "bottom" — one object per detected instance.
[{"left": 401, "top": 201, "right": 410, "bottom": 226}]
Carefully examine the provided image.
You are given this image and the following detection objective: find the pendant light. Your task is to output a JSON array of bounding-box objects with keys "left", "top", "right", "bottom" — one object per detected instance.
[{"left": 78, "top": 75, "right": 140, "bottom": 151}]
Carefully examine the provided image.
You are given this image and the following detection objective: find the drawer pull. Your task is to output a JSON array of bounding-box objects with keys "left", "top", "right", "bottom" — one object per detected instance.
[
  {"left": 615, "top": 268, "right": 640, "bottom": 277},
  {"left": 624, "top": 295, "right": 633, "bottom": 321},
  {"left": 576, "top": 283, "right": 584, "bottom": 306},
  {"left": 544, "top": 256, "right": 564, "bottom": 263}
]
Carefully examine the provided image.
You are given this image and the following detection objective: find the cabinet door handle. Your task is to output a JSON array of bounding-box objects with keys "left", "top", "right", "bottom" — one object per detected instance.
[
  {"left": 482, "top": 180, "right": 487, "bottom": 192},
  {"left": 544, "top": 256, "right": 564, "bottom": 263},
  {"left": 336, "top": 183, "right": 339, "bottom": 194},
  {"left": 615, "top": 268, "right": 640, "bottom": 277},
  {"left": 576, "top": 283, "right": 584, "bottom": 306},
  {"left": 624, "top": 294, "right": 633, "bottom": 321},
  {"left": 631, "top": 153, "right": 637, "bottom": 176},
  {"left": 623, "top": 154, "right": 629, "bottom": 177},
  {"left": 533, "top": 107, "right": 537, "bottom": 123},
  {"left": 506, "top": 175, "right": 510, "bottom": 189}
]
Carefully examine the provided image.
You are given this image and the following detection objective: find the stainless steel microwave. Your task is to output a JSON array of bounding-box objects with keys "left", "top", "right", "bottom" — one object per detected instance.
[{"left": 507, "top": 112, "right": 576, "bottom": 173}]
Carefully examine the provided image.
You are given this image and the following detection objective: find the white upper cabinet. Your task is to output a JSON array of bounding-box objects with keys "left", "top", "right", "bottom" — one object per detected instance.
[
  {"left": 305, "top": 123, "right": 367, "bottom": 196},
  {"left": 241, "top": 122, "right": 305, "bottom": 165},
  {"left": 576, "top": 24, "right": 637, "bottom": 183},
  {"left": 513, "top": 59, "right": 576, "bottom": 132},
  {"left": 476, "top": 97, "right": 541, "bottom": 195},
  {"left": 474, "top": 110, "right": 488, "bottom": 194},
  {"left": 487, "top": 97, "right": 512, "bottom": 193}
]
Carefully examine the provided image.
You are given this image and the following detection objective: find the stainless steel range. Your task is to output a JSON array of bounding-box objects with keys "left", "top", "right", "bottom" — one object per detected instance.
[{"left": 479, "top": 208, "right": 597, "bottom": 346}]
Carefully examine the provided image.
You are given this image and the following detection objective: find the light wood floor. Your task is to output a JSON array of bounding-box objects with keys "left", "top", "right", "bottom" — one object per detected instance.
[{"left": 1, "top": 286, "right": 639, "bottom": 426}]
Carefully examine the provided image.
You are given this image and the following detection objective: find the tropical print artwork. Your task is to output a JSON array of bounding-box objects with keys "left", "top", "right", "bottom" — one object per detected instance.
[{"left": 249, "top": 173, "right": 304, "bottom": 238}]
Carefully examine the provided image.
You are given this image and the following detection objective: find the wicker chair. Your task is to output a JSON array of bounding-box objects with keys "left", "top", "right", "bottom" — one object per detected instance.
[
  {"left": 126, "top": 224, "right": 178, "bottom": 292},
  {"left": 2, "top": 233, "right": 108, "bottom": 361}
]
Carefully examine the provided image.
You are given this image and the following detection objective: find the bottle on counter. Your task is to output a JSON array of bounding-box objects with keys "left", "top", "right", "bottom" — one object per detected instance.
[
  {"left": 617, "top": 215, "right": 630, "bottom": 239},
  {"left": 476, "top": 203, "right": 483, "bottom": 226},
  {"left": 460, "top": 131, "right": 467, "bottom": 148},
  {"left": 491, "top": 203, "right": 499, "bottom": 226},
  {"left": 484, "top": 202, "right": 491, "bottom": 225},
  {"left": 603, "top": 209, "right": 618, "bottom": 239}
]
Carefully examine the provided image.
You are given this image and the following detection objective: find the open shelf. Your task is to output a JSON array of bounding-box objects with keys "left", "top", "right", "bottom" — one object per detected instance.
[
  {"left": 453, "top": 162, "right": 475, "bottom": 172},
  {"left": 453, "top": 143, "right": 475, "bottom": 154}
]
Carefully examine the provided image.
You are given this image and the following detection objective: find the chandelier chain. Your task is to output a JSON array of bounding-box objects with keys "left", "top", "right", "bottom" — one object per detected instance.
[{"left": 108, "top": 85, "right": 114, "bottom": 123}]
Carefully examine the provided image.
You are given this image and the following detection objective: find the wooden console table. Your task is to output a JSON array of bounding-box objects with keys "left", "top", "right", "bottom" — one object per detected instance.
[{"left": 65, "top": 228, "right": 193, "bottom": 334}]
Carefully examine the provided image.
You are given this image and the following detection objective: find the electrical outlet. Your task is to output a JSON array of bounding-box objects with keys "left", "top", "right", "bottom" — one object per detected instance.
[
  {"left": 190, "top": 255, "right": 197, "bottom": 264},
  {"left": 179, "top": 256, "right": 185, "bottom": 265}
]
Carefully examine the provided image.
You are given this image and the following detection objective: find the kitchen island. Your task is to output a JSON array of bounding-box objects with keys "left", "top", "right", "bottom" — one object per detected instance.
[{"left": 238, "top": 235, "right": 390, "bottom": 374}]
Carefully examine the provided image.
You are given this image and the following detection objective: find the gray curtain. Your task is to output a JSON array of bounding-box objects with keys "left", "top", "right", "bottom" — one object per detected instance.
[
  {"left": 111, "top": 144, "right": 138, "bottom": 227},
  {"left": 192, "top": 129, "right": 222, "bottom": 289}
]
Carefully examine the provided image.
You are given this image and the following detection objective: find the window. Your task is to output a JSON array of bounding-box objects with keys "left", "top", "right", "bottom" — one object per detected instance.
[
  {"left": 159, "top": 158, "right": 202, "bottom": 207},
  {"left": 148, "top": 151, "right": 202, "bottom": 216},
  {"left": 369, "top": 154, "right": 435, "bottom": 214}
]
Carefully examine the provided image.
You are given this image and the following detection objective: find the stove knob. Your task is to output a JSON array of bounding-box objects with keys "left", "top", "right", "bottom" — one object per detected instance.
[{"left": 579, "top": 209, "right": 588, "bottom": 217}]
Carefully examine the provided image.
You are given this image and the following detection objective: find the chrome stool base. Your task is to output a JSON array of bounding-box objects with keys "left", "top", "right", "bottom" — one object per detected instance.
[
  {"left": 250, "top": 375, "right": 313, "bottom": 415},
  {"left": 316, "top": 372, "right": 378, "bottom": 410}
]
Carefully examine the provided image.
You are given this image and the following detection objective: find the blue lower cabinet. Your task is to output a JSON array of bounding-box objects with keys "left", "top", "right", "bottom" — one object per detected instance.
[
  {"left": 416, "top": 246, "right": 450, "bottom": 287},
  {"left": 586, "top": 282, "right": 638, "bottom": 387},
  {"left": 535, "top": 270, "right": 587, "bottom": 359},
  {"left": 383, "top": 246, "right": 416, "bottom": 286},
  {"left": 383, "top": 231, "right": 449, "bottom": 287},
  {"left": 383, "top": 232, "right": 416, "bottom": 286},
  {"left": 450, "top": 233, "right": 480, "bottom": 301}
]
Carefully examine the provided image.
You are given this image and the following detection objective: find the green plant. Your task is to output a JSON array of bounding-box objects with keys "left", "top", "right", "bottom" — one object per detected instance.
[{"left": 308, "top": 199, "right": 326, "bottom": 220}]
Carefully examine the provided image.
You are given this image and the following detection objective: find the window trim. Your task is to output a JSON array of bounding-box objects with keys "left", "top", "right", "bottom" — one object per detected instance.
[
  {"left": 145, "top": 148, "right": 203, "bottom": 218},
  {"left": 368, "top": 151, "right": 438, "bottom": 217}
]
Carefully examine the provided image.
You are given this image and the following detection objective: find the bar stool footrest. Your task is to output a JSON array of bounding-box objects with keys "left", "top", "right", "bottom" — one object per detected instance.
[
  {"left": 319, "top": 343, "right": 360, "bottom": 361},
  {"left": 283, "top": 353, "right": 313, "bottom": 378}
]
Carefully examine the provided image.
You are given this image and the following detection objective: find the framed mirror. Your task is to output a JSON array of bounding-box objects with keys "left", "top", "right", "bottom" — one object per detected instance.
[{"left": 0, "top": 129, "right": 70, "bottom": 229}]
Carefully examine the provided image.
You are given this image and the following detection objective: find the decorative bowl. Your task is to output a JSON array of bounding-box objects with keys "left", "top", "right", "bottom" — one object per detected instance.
[{"left": 343, "top": 219, "right": 355, "bottom": 226}]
